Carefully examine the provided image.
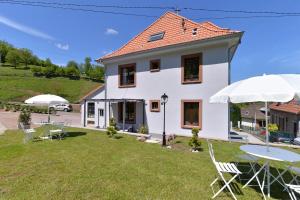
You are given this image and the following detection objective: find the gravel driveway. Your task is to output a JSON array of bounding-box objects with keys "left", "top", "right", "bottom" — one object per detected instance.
[{"left": 0, "top": 110, "right": 81, "bottom": 130}]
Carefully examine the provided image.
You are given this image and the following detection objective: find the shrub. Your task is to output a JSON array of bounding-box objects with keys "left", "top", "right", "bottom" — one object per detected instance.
[
  {"left": 188, "top": 128, "right": 201, "bottom": 151},
  {"left": 268, "top": 123, "right": 278, "bottom": 133},
  {"left": 18, "top": 109, "right": 31, "bottom": 125},
  {"left": 138, "top": 125, "right": 148, "bottom": 134},
  {"left": 106, "top": 126, "right": 117, "bottom": 138},
  {"left": 109, "top": 118, "right": 116, "bottom": 128}
]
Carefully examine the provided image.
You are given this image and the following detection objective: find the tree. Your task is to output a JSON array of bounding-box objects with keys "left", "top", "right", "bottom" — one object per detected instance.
[
  {"left": 84, "top": 57, "right": 92, "bottom": 76},
  {"left": 0, "top": 41, "right": 13, "bottom": 64},
  {"left": 89, "top": 65, "right": 104, "bottom": 82},
  {"left": 6, "top": 49, "right": 21, "bottom": 68},
  {"left": 20, "top": 48, "right": 33, "bottom": 68},
  {"left": 66, "top": 61, "right": 80, "bottom": 79},
  {"left": 44, "top": 58, "right": 52, "bottom": 68}
]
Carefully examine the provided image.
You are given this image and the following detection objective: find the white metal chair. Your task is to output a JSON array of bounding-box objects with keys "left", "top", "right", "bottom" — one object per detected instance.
[
  {"left": 208, "top": 141, "right": 242, "bottom": 200},
  {"left": 286, "top": 184, "right": 300, "bottom": 200}
]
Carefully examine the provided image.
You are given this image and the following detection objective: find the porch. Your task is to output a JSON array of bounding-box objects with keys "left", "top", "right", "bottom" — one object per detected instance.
[{"left": 83, "top": 98, "right": 146, "bottom": 132}]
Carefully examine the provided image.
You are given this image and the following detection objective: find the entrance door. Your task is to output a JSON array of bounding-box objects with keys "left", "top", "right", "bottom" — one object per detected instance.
[{"left": 98, "top": 108, "right": 105, "bottom": 128}]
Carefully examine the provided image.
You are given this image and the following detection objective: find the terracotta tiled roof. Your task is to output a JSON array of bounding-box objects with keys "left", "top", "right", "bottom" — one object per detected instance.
[
  {"left": 270, "top": 100, "right": 300, "bottom": 114},
  {"left": 241, "top": 103, "right": 266, "bottom": 120},
  {"left": 99, "top": 11, "right": 241, "bottom": 61}
]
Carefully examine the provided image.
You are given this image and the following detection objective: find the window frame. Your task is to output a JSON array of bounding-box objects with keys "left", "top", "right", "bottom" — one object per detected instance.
[
  {"left": 149, "top": 59, "right": 160, "bottom": 72},
  {"left": 149, "top": 100, "right": 160, "bottom": 112},
  {"left": 181, "top": 99, "right": 202, "bottom": 129},
  {"left": 118, "top": 63, "right": 136, "bottom": 88},
  {"left": 118, "top": 102, "right": 136, "bottom": 124},
  {"left": 148, "top": 32, "right": 165, "bottom": 42},
  {"left": 181, "top": 53, "right": 203, "bottom": 84},
  {"left": 87, "top": 102, "right": 95, "bottom": 118}
]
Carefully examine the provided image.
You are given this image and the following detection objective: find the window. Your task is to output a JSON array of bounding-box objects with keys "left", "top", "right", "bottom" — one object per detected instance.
[
  {"left": 181, "top": 100, "right": 202, "bottom": 129},
  {"left": 119, "top": 64, "right": 136, "bottom": 88},
  {"left": 150, "top": 100, "right": 160, "bottom": 112},
  {"left": 118, "top": 102, "right": 136, "bottom": 124},
  {"left": 99, "top": 109, "right": 104, "bottom": 117},
  {"left": 181, "top": 53, "right": 202, "bottom": 84},
  {"left": 150, "top": 59, "right": 160, "bottom": 72},
  {"left": 87, "top": 102, "right": 95, "bottom": 118},
  {"left": 148, "top": 32, "right": 165, "bottom": 42}
]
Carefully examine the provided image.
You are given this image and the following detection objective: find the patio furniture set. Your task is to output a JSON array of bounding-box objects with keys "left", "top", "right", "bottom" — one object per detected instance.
[
  {"left": 20, "top": 121, "right": 68, "bottom": 142},
  {"left": 208, "top": 140, "right": 300, "bottom": 199}
]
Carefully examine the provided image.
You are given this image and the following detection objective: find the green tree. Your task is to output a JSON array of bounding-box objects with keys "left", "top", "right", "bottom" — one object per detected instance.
[
  {"left": 0, "top": 41, "right": 13, "bottom": 64},
  {"left": 84, "top": 57, "right": 92, "bottom": 76},
  {"left": 89, "top": 65, "right": 104, "bottom": 82},
  {"left": 31, "top": 66, "right": 43, "bottom": 76},
  {"left": 66, "top": 61, "right": 80, "bottom": 79},
  {"left": 20, "top": 48, "right": 33, "bottom": 68},
  {"left": 44, "top": 58, "right": 52, "bottom": 68},
  {"left": 6, "top": 49, "right": 21, "bottom": 68}
]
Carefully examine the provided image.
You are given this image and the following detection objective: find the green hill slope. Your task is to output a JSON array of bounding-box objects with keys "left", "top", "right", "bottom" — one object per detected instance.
[{"left": 0, "top": 67, "right": 101, "bottom": 103}]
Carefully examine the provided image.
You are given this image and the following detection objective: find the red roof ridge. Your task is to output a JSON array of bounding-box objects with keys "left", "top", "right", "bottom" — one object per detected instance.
[{"left": 99, "top": 11, "right": 242, "bottom": 61}]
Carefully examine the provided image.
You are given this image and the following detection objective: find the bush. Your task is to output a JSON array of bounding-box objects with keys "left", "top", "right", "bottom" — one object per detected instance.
[
  {"left": 188, "top": 128, "right": 201, "bottom": 151},
  {"left": 268, "top": 123, "right": 278, "bottom": 133},
  {"left": 106, "top": 126, "right": 117, "bottom": 138},
  {"left": 109, "top": 118, "right": 116, "bottom": 128},
  {"left": 138, "top": 125, "right": 148, "bottom": 134},
  {"left": 18, "top": 109, "right": 31, "bottom": 125}
]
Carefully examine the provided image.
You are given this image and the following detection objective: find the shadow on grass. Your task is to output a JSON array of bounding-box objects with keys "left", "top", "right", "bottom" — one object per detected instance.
[
  {"left": 233, "top": 161, "right": 293, "bottom": 199},
  {"left": 65, "top": 131, "right": 86, "bottom": 138}
]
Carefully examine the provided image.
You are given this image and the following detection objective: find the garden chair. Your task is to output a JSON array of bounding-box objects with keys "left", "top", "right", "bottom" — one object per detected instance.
[
  {"left": 19, "top": 123, "right": 36, "bottom": 143},
  {"left": 286, "top": 184, "right": 300, "bottom": 200},
  {"left": 50, "top": 122, "right": 65, "bottom": 140},
  {"left": 208, "top": 140, "right": 242, "bottom": 200}
]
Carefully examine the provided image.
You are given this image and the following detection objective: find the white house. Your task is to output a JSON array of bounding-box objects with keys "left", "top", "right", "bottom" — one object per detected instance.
[{"left": 81, "top": 12, "right": 243, "bottom": 140}]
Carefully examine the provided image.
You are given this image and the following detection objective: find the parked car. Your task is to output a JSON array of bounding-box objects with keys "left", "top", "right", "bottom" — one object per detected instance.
[
  {"left": 50, "top": 104, "right": 72, "bottom": 112},
  {"left": 269, "top": 132, "right": 294, "bottom": 143},
  {"left": 293, "top": 138, "right": 300, "bottom": 146}
]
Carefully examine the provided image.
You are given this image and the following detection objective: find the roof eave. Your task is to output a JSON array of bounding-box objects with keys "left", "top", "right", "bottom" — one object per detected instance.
[{"left": 97, "top": 32, "right": 243, "bottom": 64}]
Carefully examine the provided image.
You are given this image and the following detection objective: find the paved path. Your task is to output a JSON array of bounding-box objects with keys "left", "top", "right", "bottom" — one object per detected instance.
[
  {"left": 231, "top": 129, "right": 265, "bottom": 144},
  {"left": 0, "top": 111, "right": 81, "bottom": 130}
]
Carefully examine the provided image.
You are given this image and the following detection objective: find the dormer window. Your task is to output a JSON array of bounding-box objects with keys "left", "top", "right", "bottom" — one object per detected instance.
[
  {"left": 192, "top": 28, "right": 198, "bottom": 36},
  {"left": 148, "top": 32, "right": 165, "bottom": 42}
]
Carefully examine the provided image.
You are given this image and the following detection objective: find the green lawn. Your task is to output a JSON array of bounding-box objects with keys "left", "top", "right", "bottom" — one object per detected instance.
[
  {"left": 0, "top": 128, "right": 299, "bottom": 199},
  {"left": 0, "top": 67, "right": 100, "bottom": 103}
]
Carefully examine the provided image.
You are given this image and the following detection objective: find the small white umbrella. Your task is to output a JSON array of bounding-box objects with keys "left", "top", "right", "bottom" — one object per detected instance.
[
  {"left": 25, "top": 94, "right": 69, "bottom": 122},
  {"left": 210, "top": 74, "right": 300, "bottom": 147}
]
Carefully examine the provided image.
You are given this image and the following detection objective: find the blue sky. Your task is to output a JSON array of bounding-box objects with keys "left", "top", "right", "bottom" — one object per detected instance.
[{"left": 0, "top": 0, "right": 300, "bottom": 81}]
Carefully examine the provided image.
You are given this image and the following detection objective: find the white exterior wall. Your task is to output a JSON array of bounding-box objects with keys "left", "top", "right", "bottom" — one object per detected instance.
[{"left": 105, "top": 45, "right": 229, "bottom": 140}]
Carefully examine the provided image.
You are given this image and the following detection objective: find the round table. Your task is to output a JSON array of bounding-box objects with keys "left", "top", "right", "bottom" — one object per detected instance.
[{"left": 240, "top": 145, "right": 300, "bottom": 199}]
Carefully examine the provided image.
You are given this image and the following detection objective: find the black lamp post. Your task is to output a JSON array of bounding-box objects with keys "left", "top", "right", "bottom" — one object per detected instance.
[{"left": 161, "top": 93, "right": 168, "bottom": 146}]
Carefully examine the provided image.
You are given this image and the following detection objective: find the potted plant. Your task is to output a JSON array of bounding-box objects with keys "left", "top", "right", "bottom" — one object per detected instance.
[
  {"left": 188, "top": 128, "right": 201, "bottom": 152},
  {"left": 18, "top": 109, "right": 31, "bottom": 129}
]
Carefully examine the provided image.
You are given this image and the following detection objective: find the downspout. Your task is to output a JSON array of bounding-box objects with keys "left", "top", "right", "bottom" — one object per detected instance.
[
  {"left": 227, "top": 39, "right": 241, "bottom": 138},
  {"left": 104, "top": 65, "right": 107, "bottom": 128}
]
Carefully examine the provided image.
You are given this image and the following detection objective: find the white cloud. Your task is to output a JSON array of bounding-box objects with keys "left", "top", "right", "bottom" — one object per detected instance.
[
  {"left": 0, "top": 15, "right": 54, "bottom": 40},
  {"left": 55, "top": 43, "right": 69, "bottom": 51},
  {"left": 105, "top": 28, "right": 118, "bottom": 35},
  {"left": 102, "top": 50, "right": 113, "bottom": 55}
]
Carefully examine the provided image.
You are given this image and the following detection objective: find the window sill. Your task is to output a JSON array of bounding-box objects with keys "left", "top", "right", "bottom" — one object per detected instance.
[
  {"left": 182, "top": 124, "right": 201, "bottom": 129},
  {"left": 182, "top": 80, "right": 202, "bottom": 84},
  {"left": 119, "top": 84, "right": 136, "bottom": 88},
  {"left": 150, "top": 69, "right": 160, "bottom": 72},
  {"left": 150, "top": 109, "right": 160, "bottom": 112}
]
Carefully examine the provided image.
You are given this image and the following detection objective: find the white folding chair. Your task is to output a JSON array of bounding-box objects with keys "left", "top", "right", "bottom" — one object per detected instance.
[
  {"left": 286, "top": 184, "right": 300, "bottom": 200},
  {"left": 208, "top": 141, "right": 242, "bottom": 200}
]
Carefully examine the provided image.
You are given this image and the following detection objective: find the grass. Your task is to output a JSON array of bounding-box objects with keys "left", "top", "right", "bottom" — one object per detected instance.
[
  {"left": 0, "top": 66, "right": 100, "bottom": 103},
  {"left": 1, "top": 127, "right": 299, "bottom": 199}
]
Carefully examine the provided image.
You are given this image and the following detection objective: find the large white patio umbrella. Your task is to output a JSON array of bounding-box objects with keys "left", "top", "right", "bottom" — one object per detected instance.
[
  {"left": 210, "top": 74, "right": 300, "bottom": 148},
  {"left": 25, "top": 94, "right": 69, "bottom": 122}
]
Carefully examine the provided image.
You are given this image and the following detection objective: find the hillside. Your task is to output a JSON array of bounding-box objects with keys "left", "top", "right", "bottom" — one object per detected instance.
[{"left": 0, "top": 67, "right": 101, "bottom": 103}]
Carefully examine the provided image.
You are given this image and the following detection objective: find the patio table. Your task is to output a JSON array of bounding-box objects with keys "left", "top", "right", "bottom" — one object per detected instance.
[{"left": 240, "top": 145, "right": 300, "bottom": 199}]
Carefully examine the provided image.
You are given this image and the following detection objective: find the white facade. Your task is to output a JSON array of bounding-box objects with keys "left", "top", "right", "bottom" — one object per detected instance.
[{"left": 81, "top": 37, "right": 241, "bottom": 140}]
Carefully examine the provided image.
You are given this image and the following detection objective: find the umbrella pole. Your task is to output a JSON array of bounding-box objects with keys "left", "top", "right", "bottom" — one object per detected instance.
[{"left": 265, "top": 102, "right": 269, "bottom": 150}]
